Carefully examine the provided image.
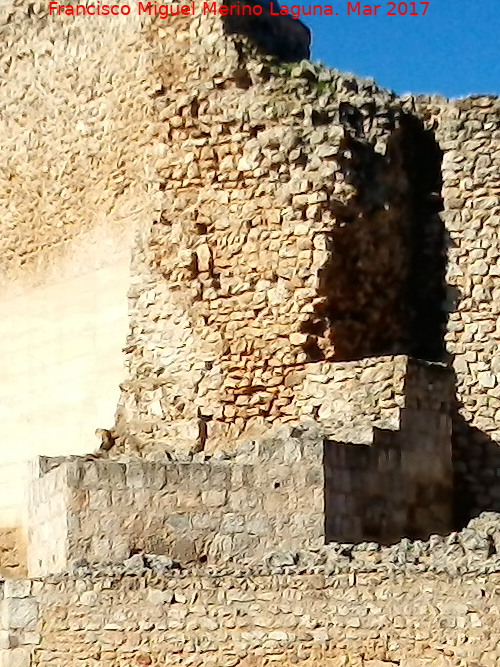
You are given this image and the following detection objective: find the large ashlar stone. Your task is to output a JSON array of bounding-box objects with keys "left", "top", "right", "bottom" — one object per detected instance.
[
  {"left": 0, "top": 648, "right": 31, "bottom": 667},
  {"left": 1, "top": 598, "right": 38, "bottom": 631},
  {"left": 2, "top": 583, "right": 31, "bottom": 600}
]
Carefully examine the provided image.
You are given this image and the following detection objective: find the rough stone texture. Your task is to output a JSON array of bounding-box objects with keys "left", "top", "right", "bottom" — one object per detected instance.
[
  {"left": 422, "top": 97, "right": 500, "bottom": 524},
  {"left": 115, "top": 48, "right": 423, "bottom": 456},
  {"left": 27, "top": 355, "right": 452, "bottom": 576},
  {"left": 0, "top": 531, "right": 26, "bottom": 581},
  {"left": 113, "top": 44, "right": 454, "bottom": 461},
  {"left": 0, "top": 0, "right": 497, "bottom": 534},
  {"left": 26, "top": 447, "right": 324, "bottom": 576},
  {"left": 0, "top": 1, "right": 499, "bottom": 665},
  {"left": 108, "top": 8, "right": 499, "bottom": 525},
  {"left": 0, "top": 1, "right": 153, "bottom": 281},
  {"left": 5, "top": 513, "right": 500, "bottom": 667}
]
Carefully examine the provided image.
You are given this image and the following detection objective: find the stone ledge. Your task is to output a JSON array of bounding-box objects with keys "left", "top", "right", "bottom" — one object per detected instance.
[{"left": 17, "top": 510, "right": 500, "bottom": 582}]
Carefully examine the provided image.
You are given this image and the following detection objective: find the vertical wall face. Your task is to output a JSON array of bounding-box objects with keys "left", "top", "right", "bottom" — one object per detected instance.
[
  {"left": 24, "top": 360, "right": 453, "bottom": 574},
  {"left": 0, "top": 239, "right": 131, "bottom": 531},
  {"left": 0, "top": 1, "right": 160, "bottom": 553},
  {"left": 27, "top": 436, "right": 325, "bottom": 576},
  {"left": 324, "top": 359, "right": 453, "bottom": 544},
  {"left": 27, "top": 463, "right": 70, "bottom": 578},
  {"left": 426, "top": 97, "right": 500, "bottom": 522},
  {"left": 115, "top": 21, "right": 450, "bottom": 457},
  {"left": 0, "top": 528, "right": 26, "bottom": 578}
]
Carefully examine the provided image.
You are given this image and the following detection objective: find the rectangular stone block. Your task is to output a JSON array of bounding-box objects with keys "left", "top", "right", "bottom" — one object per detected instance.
[
  {"left": 0, "top": 648, "right": 31, "bottom": 667},
  {"left": 126, "top": 461, "right": 145, "bottom": 488},
  {"left": 1, "top": 583, "right": 31, "bottom": 601},
  {"left": 1, "top": 598, "right": 38, "bottom": 631},
  {"left": 26, "top": 442, "right": 331, "bottom": 572}
]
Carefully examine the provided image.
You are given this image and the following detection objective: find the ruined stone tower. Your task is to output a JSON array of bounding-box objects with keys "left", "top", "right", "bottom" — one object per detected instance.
[
  {"left": 1, "top": 2, "right": 500, "bottom": 666},
  {"left": 91, "top": 1, "right": 455, "bottom": 547},
  {"left": 0, "top": 0, "right": 497, "bottom": 567},
  {"left": 114, "top": 4, "right": 449, "bottom": 450}
]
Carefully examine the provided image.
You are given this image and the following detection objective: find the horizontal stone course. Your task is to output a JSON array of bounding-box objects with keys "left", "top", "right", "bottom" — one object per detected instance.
[
  {"left": 4, "top": 513, "right": 500, "bottom": 667},
  {"left": 27, "top": 449, "right": 325, "bottom": 577},
  {"left": 26, "top": 366, "right": 452, "bottom": 576}
]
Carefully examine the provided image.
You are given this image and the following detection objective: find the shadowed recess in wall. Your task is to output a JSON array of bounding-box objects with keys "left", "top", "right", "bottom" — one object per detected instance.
[
  {"left": 398, "top": 113, "right": 447, "bottom": 362},
  {"left": 453, "top": 410, "right": 500, "bottom": 529},
  {"left": 301, "top": 112, "right": 447, "bottom": 363},
  {"left": 221, "top": 0, "right": 311, "bottom": 62}
]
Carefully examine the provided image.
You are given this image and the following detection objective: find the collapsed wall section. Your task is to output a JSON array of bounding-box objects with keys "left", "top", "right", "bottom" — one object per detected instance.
[
  {"left": 3, "top": 0, "right": 497, "bottom": 569},
  {"left": 115, "top": 24, "right": 447, "bottom": 456},
  {"left": 113, "top": 10, "right": 498, "bottom": 527},
  {"left": 27, "top": 354, "right": 453, "bottom": 579}
]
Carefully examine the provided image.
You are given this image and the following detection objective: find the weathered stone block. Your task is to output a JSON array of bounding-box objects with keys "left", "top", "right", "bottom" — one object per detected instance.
[
  {"left": 0, "top": 634, "right": 15, "bottom": 651},
  {"left": 201, "top": 490, "right": 227, "bottom": 508},
  {"left": 126, "top": 461, "right": 146, "bottom": 489},
  {"left": 1, "top": 583, "right": 31, "bottom": 601},
  {"left": 0, "top": 648, "right": 31, "bottom": 667},
  {"left": 1, "top": 599, "right": 38, "bottom": 631}
]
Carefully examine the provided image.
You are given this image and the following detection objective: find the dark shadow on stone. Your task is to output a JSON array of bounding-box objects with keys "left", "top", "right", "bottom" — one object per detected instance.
[
  {"left": 305, "top": 133, "right": 409, "bottom": 361},
  {"left": 398, "top": 113, "right": 447, "bottom": 362},
  {"left": 301, "top": 113, "right": 447, "bottom": 364},
  {"left": 324, "top": 359, "right": 454, "bottom": 545},
  {"left": 221, "top": 0, "right": 311, "bottom": 63},
  {"left": 294, "top": 107, "right": 499, "bottom": 544},
  {"left": 452, "top": 408, "right": 500, "bottom": 530}
]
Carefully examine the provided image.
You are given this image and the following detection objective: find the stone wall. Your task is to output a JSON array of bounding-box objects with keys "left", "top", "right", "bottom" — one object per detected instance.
[
  {"left": 0, "top": 0, "right": 498, "bottom": 538},
  {"left": 26, "top": 442, "right": 325, "bottom": 577},
  {"left": 27, "top": 357, "right": 452, "bottom": 578},
  {"left": 114, "top": 24, "right": 447, "bottom": 457},
  {"left": 112, "top": 13, "right": 499, "bottom": 526},
  {"left": 4, "top": 511, "right": 500, "bottom": 667},
  {"left": 0, "top": 0, "right": 158, "bottom": 549},
  {"left": 434, "top": 98, "right": 500, "bottom": 523},
  {"left": 0, "top": 2, "right": 153, "bottom": 280},
  {"left": 0, "top": 4, "right": 499, "bottom": 667},
  {"left": 397, "top": 92, "right": 500, "bottom": 523},
  {"left": 117, "top": 353, "right": 414, "bottom": 458}
]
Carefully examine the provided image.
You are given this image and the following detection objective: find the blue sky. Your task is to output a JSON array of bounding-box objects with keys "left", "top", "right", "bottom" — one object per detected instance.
[{"left": 301, "top": 1, "right": 500, "bottom": 98}]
